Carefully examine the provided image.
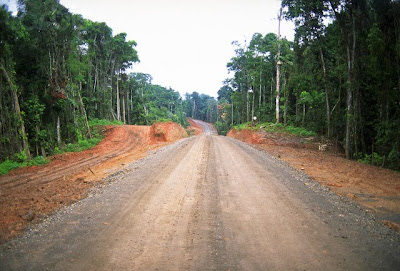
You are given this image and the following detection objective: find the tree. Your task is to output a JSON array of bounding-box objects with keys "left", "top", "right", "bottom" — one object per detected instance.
[
  {"left": 110, "top": 33, "right": 138, "bottom": 122},
  {"left": 276, "top": 8, "right": 283, "bottom": 123},
  {"left": 0, "top": 6, "right": 31, "bottom": 160},
  {"left": 183, "top": 92, "right": 217, "bottom": 123}
]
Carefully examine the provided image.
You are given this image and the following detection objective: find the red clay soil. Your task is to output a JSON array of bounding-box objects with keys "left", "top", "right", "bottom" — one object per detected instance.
[
  {"left": 228, "top": 128, "right": 400, "bottom": 231},
  {"left": 150, "top": 122, "right": 188, "bottom": 143},
  {"left": 0, "top": 122, "right": 187, "bottom": 243},
  {"left": 187, "top": 118, "right": 203, "bottom": 136}
]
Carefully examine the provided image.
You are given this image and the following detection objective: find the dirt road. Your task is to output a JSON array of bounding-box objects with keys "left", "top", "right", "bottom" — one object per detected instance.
[
  {"left": 191, "top": 119, "right": 215, "bottom": 135},
  {"left": 1, "top": 121, "right": 399, "bottom": 270}
]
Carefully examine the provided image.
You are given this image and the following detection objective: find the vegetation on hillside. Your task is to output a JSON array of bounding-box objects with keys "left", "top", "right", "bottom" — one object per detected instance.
[{"left": 232, "top": 122, "right": 317, "bottom": 138}]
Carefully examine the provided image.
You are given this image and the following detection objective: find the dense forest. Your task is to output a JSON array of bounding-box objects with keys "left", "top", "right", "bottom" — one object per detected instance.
[
  {"left": 0, "top": 0, "right": 194, "bottom": 164},
  {"left": 216, "top": 0, "right": 400, "bottom": 170},
  {"left": 1, "top": 0, "right": 400, "bottom": 171}
]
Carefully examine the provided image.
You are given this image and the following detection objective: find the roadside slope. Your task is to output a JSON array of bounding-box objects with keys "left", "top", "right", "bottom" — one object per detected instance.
[
  {"left": 0, "top": 122, "right": 187, "bottom": 243},
  {"left": 228, "top": 127, "right": 400, "bottom": 230}
]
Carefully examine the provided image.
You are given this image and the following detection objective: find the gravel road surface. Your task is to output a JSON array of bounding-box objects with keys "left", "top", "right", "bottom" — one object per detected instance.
[{"left": 1, "top": 122, "right": 399, "bottom": 270}]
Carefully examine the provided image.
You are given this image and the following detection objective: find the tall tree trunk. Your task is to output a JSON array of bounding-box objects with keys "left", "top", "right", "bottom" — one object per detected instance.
[
  {"left": 56, "top": 113, "right": 61, "bottom": 147},
  {"left": 295, "top": 89, "right": 299, "bottom": 122},
  {"left": 259, "top": 68, "right": 262, "bottom": 120},
  {"left": 275, "top": 8, "right": 282, "bottom": 124},
  {"left": 94, "top": 62, "right": 98, "bottom": 118},
  {"left": 130, "top": 88, "right": 134, "bottom": 111},
  {"left": 319, "top": 47, "right": 331, "bottom": 137},
  {"left": 0, "top": 59, "right": 31, "bottom": 159},
  {"left": 231, "top": 102, "right": 234, "bottom": 126},
  {"left": 116, "top": 73, "right": 121, "bottom": 121},
  {"left": 345, "top": 45, "right": 353, "bottom": 159},
  {"left": 79, "top": 81, "right": 92, "bottom": 138},
  {"left": 127, "top": 90, "right": 131, "bottom": 124},
  {"left": 251, "top": 89, "right": 255, "bottom": 122},
  {"left": 270, "top": 77, "right": 274, "bottom": 109},
  {"left": 36, "top": 125, "right": 46, "bottom": 157},
  {"left": 329, "top": 0, "right": 356, "bottom": 159},
  {"left": 246, "top": 89, "right": 250, "bottom": 122},
  {"left": 283, "top": 76, "right": 288, "bottom": 125},
  {"left": 345, "top": 10, "right": 357, "bottom": 159},
  {"left": 192, "top": 100, "right": 196, "bottom": 118},
  {"left": 122, "top": 91, "right": 126, "bottom": 124}
]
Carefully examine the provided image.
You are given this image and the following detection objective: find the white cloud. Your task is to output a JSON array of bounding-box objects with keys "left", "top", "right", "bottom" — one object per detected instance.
[{"left": 0, "top": 0, "right": 18, "bottom": 14}]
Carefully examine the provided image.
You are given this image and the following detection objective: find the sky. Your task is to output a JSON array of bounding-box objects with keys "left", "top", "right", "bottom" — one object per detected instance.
[{"left": 1, "top": 0, "right": 294, "bottom": 98}]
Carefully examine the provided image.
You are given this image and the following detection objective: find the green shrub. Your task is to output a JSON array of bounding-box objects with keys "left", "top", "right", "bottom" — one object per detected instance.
[
  {"left": 27, "top": 156, "right": 49, "bottom": 166},
  {"left": 0, "top": 155, "right": 50, "bottom": 176},
  {"left": 214, "top": 121, "right": 231, "bottom": 135},
  {"left": 233, "top": 122, "right": 258, "bottom": 131},
  {"left": 88, "top": 118, "right": 124, "bottom": 126},
  {"left": 13, "top": 151, "right": 28, "bottom": 163},
  {"left": 387, "top": 147, "right": 400, "bottom": 170},
  {"left": 155, "top": 118, "right": 173, "bottom": 124},
  {"left": 0, "top": 159, "right": 22, "bottom": 175},
  {"left": 357, "top": 152, "right": 384, "bottom": 166},
  {"left": 64, "top": 137, "right": 102, "bottom": 153},
  {"left": 285, "top": 125, "right": 317, "bottom": 137},
  {"left": 232, "top": 122, "right": 317, "bottom": 137}
]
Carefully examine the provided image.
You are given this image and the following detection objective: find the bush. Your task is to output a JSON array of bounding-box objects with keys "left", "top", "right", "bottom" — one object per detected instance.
[
  {"left": 387, "top": 147, "right": 400, "bottom": 170},
  {"left": 0, "top": 155, "right": 49, "bottom": 176},
  {"left": 64, "top": 137, "right": 102, "bottom": 153},
  {"left": 357, "top": 152, "right": 384, "bottom": 166},
  {"left": 13, "top": 151, "right": 28, "bottom": 163},
  {"left": 214, "top": 121, "right": 231, "bottom": 135},
  {"left": 153, "top": 118, "right": 173, "bottom": 124},
  {"left": 233, "top": 122, "right": 258, "bottom": 131},
  {"left": 27, "top": 156, "right": 49, "bottom": 166},
  {"left": 0, "top": 159, "right": 22, "bottom": 175},
  {"left": 232, "top": 122, "right": 317, "bottom": 137},
  {"left": 285, "top": 125, "right": 317, "bottom": 137},
  {"left": 88, "top": 118, "right": 124, "bottom": 126}
]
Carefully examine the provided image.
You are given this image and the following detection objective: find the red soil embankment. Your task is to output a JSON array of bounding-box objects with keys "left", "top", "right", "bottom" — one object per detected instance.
[
  {"left": 227, "top": 128, "right": 269, "bottom": 144},
  {"left": 150, "top": 122, "right": 188, "bottom": 143},
  {"left": 0, "top": 122, "right": 187, "bottom": 243},
  {"left": 187, "top": 119, "right": 203, "bottom": 136}
]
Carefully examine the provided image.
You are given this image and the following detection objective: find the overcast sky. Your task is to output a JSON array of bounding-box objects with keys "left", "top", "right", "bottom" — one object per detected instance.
[{"left": 1, "top": 0, "right": 294, "bottom": 98}]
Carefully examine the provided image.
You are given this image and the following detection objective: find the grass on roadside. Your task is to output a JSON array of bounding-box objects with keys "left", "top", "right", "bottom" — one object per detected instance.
[
  {"left": 88, "top": 118, "right": 124, "bottom": 126},
  {"left": 0, "top": 156, "right": 50, "bottom": 176},
  {"left": 233, "top": 122, "right": 317, "bottom": 137}
]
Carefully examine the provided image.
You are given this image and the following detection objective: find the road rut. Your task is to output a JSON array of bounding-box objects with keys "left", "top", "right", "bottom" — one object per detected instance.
[{"left": 1, "top": 127, "right": 399, "bottom": 270}]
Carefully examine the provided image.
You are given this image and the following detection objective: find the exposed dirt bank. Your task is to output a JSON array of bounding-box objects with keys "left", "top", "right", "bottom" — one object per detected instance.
[
  {"left": 187, "top": 118, "right": 203, "bottom": 136},
  {"left": 0, "top": 122, "right": 187, "bottom": 243},
  {"left": 227, "top": 128, "right": 400, "bottom": 230}
]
